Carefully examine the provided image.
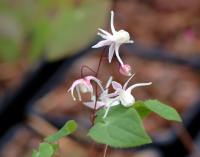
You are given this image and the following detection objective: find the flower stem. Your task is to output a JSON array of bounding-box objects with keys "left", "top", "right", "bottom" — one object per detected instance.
[
  {"left": 80, "top": 65, "right": 96, "bottom": 78},
  {"left": 89, "top": 48, "right": 106, "bottom": 156},
  {"left": 91, "top": 48, "right": 106, "bottom": 126},
  {"left": 103, "top": 145, "right": 108, "bottom": 157}
]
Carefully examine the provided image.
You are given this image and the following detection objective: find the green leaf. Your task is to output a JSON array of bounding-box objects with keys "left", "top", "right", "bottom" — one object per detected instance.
[
  {"left": 32, "top": 142, "right": 55, "bottom": 157},
  {"left": 45, "top": 120, "right": 77, "bottom": 142},
  {"left": 51, "top": 143, "right": 59, "bottom": 152},
  {"left": 134, "top": 101, "right": 151, "bottom": 119},
  {"left": 144, "top": 100, "right": 182, "bottom": 122},
  {"left": 88, "top": 105, "right": 152, "bottom": 148},
  {"left": 31, "top": 150, "right": 38, "bottom": 157}
]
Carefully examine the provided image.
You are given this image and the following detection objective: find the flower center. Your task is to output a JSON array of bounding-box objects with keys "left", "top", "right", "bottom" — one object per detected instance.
[
  {"left": 119, "top": 90, "right": 135, "bottom": 107},
  {"left": 79, "top": 80, "right": 91, "bottom": 93},
  {"left": 113, "top": 30, "right": 130, "bottom": 44}
]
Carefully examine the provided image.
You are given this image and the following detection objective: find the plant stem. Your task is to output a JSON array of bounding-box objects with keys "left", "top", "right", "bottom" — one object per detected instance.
[
  {"left": 103, "top": 145, "right": 108, "bottom": 157},
  {"left": 91, "top": 48, "right": 106, "bottom": 126},
  {"left": 89, "top": 49, "right": 106, "bottom": 157},
  {"left": 80, "top": 65, "right": 96, "bottom": 78}
]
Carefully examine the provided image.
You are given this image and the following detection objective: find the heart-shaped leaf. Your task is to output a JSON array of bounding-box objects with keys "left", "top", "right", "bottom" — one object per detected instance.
[
  {"left": 134, "top": 101, "right": 151, "bottom": 119},
  {"left": 88, "top": 105, "right": 152, "bottom": 148}
]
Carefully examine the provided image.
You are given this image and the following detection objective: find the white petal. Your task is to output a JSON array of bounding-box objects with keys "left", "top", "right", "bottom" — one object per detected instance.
[
  {"left": 110, "top": 10, "right": 116, "bottom": 34},
  {"left": 103, "top": 98, "right": 119, "bottom": 118},
  {"left": 106, "top": 91, "right": 119, "bottom": 98},
  {"left": 108, "top": 44, "right": 115, "bottom": 63},
  {"left": 84, "top": 101, "right": 105, "bottom": 110},
  {"left": 92, "top": 40, "right": 111, "bottom": 48},
  {"left": 68, "top": 79, "right": 82, "bottom": 101},
  {"left": 97, "top": 32, "right": 109, "bottom": 40},
  {"left": 109, "top": 100, "right": 120, "bottom": 107},
  {"left": 79, "top": 83, "right": 91, "bottom": 93},
  {"left": 86, "top": 76, "right": 104, "bottom": 92},
  {"left": 105, "top": 98, "right": 120, "bottom": 107},
  {"left": 76, "top": 87, "right": 82, "bottom": 101},
  {"left": 105, "top": 76, "right": 113, "bottom": 89},
  {"left": 114, "top": 44, "right": 124, "bottom": 65},
  {"left": 126, "top": 82, "right": 152, "bottom": 93},
  {"left": 89, "top": 86, "right": 94, "bottom": 100},
  {"left": 112, "top": 81, "right": 122, "bottom": 90},
  {"left": 120, "top": 91, "right": 135, "bottom": 107},
  {"left": 98, "top": 28, "right": 112, "bottom": 36},
  {"left": 126, "top": 40, "right": 134, "bottom": 43},
  {"left": 123, "top": 73, "right": 135, "bottom": 90},
  {"left": 103, "top": 105, "right": 111, "bottom": 118}
]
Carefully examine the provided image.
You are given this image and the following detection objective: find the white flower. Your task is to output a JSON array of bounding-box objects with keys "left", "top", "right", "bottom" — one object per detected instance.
[
  {"left": 83, "top": 76, "right": 119, "bottom": 110},
  {"left": 92, "top": 10, "right": 134, "bottom": 66},
  {"left": 68, "top": 76, "right": 103, "bottom": 101},
  {"left": 103, "top": 74, "right": 152, "bottom": 118},
  {"left": 112, "top": 74, "right": 152, "bottom": 107}
]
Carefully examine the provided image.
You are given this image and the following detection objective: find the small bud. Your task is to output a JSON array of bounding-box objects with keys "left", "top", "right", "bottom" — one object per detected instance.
[{"left": 119, "top": 64, "right": 132, "bottom": 76}]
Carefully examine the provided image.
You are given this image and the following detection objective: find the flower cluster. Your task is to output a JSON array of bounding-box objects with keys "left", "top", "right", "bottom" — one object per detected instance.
[
  {"left": 68, "top": 74, "right": 151, "bottom": 118},
  {"left": 68, "top": 11, "right": 152, "bottom": 118}
]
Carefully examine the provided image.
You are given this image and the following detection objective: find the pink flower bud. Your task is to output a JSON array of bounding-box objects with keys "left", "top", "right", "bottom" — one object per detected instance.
[{"left": 119, "top": 64, "right": 132, "bottom": 76}]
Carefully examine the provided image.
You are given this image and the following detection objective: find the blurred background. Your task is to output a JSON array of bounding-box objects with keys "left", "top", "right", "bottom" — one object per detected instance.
[{"left": 0, "top": 0, "right": 200, "bottom": 157}]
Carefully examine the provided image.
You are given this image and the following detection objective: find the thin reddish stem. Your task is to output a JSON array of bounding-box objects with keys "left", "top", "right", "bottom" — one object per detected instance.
[
  {"left": 88, "top": 48, "right": 106, "bottom": 157},
  {"left": 91, "top": 48, "right": 106, "bottom": 125},
  {"left": 81, "top": 65, "right": 96, "bottom": 78},
  {"left": 95, "top": 49, "right": 106, "bottom": 78}
]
